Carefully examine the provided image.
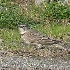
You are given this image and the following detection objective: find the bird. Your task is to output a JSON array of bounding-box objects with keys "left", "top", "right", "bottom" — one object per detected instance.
[{"left": 18, "top": 24, "right": 62, "bottom": 48}]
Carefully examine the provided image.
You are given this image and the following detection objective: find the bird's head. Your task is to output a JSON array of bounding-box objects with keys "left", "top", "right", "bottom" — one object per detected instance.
[{"left": 18, "top": 24, "right": 29, "bottom": 34}]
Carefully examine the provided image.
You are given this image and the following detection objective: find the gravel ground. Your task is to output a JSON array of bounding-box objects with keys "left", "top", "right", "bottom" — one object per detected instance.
[
  {"left": 0, "top": 54, "right": 70, "bottom": 70},
  {"left": 0, "top": 49, "right": 70, "bottom": 70}
]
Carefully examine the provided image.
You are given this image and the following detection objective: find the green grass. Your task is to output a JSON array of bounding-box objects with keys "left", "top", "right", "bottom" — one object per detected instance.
[
  {"left": 0, "top": 28, "right": 21, "bottom": 50},
  {"left": 32, "top": 23, "right": 70, "bottom": 39}
]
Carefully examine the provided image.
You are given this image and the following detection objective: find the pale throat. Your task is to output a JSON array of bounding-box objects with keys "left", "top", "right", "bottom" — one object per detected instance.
[{"left": 19, "top": 28, "right": 27, "bottom": 35}]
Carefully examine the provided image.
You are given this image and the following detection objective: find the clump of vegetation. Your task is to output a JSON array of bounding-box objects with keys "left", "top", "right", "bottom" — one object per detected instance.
[
  {"left": 0, "top": 3, "right": 22, "bottom": 28},
  {"left": 0, "top": 1, "right": 40, "bottom": 29},
  {"left": 28, "top": 2, "right": 70, "bottom": 24},
  {"left": 0, "top": 1, "right": 70, "bottom": 28}
]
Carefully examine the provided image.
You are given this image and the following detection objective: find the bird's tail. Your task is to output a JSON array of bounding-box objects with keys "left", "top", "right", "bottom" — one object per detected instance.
[{"left": 52, "top": 39, "right": 63, "bottom": 44}]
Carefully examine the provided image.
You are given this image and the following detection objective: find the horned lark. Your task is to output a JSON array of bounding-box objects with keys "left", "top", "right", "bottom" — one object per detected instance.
[{"left": 18, "top": 25, "right": 61, "bottom": 48}]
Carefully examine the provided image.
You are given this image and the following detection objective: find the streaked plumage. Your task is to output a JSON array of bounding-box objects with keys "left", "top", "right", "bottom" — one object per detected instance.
[{"left": 18, "top": 25, "right": 61, "bottom": 47}]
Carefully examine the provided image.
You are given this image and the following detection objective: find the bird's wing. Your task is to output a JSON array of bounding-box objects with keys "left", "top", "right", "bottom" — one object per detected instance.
[{"left": 23, "top": 30, "right": 59, "bottom": 45}]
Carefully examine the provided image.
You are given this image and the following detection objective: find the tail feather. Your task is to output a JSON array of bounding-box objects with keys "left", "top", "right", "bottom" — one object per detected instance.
[{"left": 52, "top": 39, "right": 63, "bottom": 44}]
